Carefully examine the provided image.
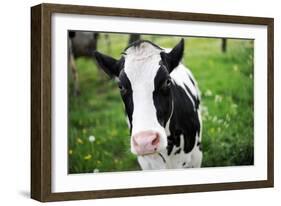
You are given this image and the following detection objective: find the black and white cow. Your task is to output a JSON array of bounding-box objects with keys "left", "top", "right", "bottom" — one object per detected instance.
[{"left": 94, "top": 39, "right": 202, "bottom": 169}]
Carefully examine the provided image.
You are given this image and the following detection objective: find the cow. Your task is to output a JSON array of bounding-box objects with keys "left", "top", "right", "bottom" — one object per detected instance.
[
  {"left": 68, "top": 31, "right": 111, "bottom": 96},
  {"left": 94, "top": 39, "right": 202, "bottom": 170}
]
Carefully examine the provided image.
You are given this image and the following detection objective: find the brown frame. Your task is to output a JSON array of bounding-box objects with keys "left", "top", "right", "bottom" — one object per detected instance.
[{"left": 31, "top": 3, "right": 274, "bottom": 202}]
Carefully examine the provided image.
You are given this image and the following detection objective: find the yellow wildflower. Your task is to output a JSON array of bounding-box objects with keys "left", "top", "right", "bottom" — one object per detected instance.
[
  {"left": 84, "top": 154, "right": 92, "bottom": 160},
  {"left": 77, "top": 138, "right": 83, "bottom": 144}
]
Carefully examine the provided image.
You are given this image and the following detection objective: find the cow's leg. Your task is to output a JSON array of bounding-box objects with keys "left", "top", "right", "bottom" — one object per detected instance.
[
  {"left": 190, "top": 143, "right": 203, "bottom": 168},
  {"left": 70, "top": 53, "right": 80, "bottom": 96},
  {"left": 191, "top": 110, "right": 203, "bottom": 168}
]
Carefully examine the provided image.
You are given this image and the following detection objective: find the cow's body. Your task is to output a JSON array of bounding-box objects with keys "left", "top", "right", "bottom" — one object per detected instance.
[{"left": 94, "top": 39, "right": 203, "bottom": 170}]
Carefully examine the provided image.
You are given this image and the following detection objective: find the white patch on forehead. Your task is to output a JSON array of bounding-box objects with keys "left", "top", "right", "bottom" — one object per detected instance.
[
  {"left": 125, "top": 42, "right": 162, "bottom": 61},
  {"left": 124, "top": 42, "right": 162, "bottom": 85}
]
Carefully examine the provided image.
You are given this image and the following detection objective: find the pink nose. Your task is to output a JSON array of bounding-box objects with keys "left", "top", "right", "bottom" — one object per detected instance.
[{"left": 132, "top": 131, "right": 160, "bottom": 155}]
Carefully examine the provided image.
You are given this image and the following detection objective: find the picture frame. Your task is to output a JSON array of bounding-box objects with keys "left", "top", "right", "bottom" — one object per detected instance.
[{"left": 31, "top": 3, "right": 274, "bottom": 202}]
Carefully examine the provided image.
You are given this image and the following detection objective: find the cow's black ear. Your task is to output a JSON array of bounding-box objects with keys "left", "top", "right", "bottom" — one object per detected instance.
[
  {"left": 160, "top": 38, "right": 184, "bottom": 73},
  {"left": 94, "top": 51, "right": 123, "bottom": 78}
]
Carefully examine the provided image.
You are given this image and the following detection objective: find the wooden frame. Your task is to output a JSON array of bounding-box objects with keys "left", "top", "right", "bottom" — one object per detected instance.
[{"left": 31, "top": 3, "right": 274, "bottom": 202}]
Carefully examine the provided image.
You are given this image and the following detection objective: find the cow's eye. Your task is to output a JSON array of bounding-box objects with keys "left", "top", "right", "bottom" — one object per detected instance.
[
  {"left": 161, "top": 78, "right": 172, "bottom": 89},
  {"left": 165, "top": 79, "right": 172, "bottom": 87},
  {"left": 159, "top": 78, "right": 172, "bottom": 94},
  {"left": 118, "top": 84, "right": 128, "bottom": 95}
]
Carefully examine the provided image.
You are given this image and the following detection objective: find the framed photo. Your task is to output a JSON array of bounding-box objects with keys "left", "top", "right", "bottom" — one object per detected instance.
[{"left": 31, "top": 3, "right": 274, "bottom": 202}]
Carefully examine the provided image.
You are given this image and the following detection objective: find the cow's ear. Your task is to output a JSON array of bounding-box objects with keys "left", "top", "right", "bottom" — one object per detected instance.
[
  {"left": 160, "top": 38, "right": 184, "bottom": 73},
  {"left": 94, "top": 51, "right": 123, "bottom": 78}
]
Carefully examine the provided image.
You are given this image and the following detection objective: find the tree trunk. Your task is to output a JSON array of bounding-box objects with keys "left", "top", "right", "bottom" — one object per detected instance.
[{"left": 221, "top": 38, "right": 227, "bottom": 53}]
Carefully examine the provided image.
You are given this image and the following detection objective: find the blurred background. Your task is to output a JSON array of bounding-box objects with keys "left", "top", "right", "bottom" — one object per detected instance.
[{"left": 68, "top": 32, "right": 254, "bottom": 174}]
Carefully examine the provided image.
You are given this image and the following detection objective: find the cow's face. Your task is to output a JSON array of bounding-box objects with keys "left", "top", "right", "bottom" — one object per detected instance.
[{"left": 94, "top": 39, "right": 184, "bottom": 156}]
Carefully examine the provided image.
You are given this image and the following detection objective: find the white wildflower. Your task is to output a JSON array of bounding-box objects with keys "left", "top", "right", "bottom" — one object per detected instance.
[
  {"left": 205, "top": 89, "right": 213, "bottom": 97},
  {"left": 233, "top": 65, "right": 239, "bottom": 72},
  {"left": 226, "top": 114, "right": 231, "bottom": 121},
  {"left": 93, "top": 169, "right": 99, "bottom": 173},
  {"left": 249, "top": 74, "right": 253, "bottom": 79},
  {"left": 217, "top": 119, "right": 224, "bottom": 124},
  {"left": 214, "top": 95, "right": 222, "bottom": 103},
  {"left": 201, "top": 105, "right": 209, "bottom": 116},
  {"left": 89, "top": 135, "right": 96, "bottom": 142},
  {"left": 212, "top": 116, "right": 218, "bottom": 123}
]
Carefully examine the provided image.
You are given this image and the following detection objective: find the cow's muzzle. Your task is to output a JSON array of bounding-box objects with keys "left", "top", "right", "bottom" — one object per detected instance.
[{"left": 132, "top": 130, "right": 160, "bottom": 155}]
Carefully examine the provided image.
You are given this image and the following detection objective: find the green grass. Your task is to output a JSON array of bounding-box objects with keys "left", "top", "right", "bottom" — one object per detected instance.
[{"left": 68, "top": 34, "right": 254, "bottom": 173}]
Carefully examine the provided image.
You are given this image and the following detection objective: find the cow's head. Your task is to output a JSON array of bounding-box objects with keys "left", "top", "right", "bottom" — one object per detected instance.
[{"left": 94, "top": 39, "right": 184, "bottom": 156}]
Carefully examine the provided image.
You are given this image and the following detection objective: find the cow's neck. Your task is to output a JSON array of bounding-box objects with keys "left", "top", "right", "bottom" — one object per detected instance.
[{"left": 165, "top": 83, "right": 198, "bottom": 156}]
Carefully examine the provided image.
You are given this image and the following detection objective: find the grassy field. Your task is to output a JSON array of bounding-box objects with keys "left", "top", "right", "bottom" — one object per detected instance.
[{"left": 68, "top": 34, "right": 254, "bottom": 174}]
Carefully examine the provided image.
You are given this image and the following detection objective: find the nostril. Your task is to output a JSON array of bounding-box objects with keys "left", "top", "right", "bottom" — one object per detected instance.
[{"left": 151, "top": 135, "right": 160, "bottom": 146}]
